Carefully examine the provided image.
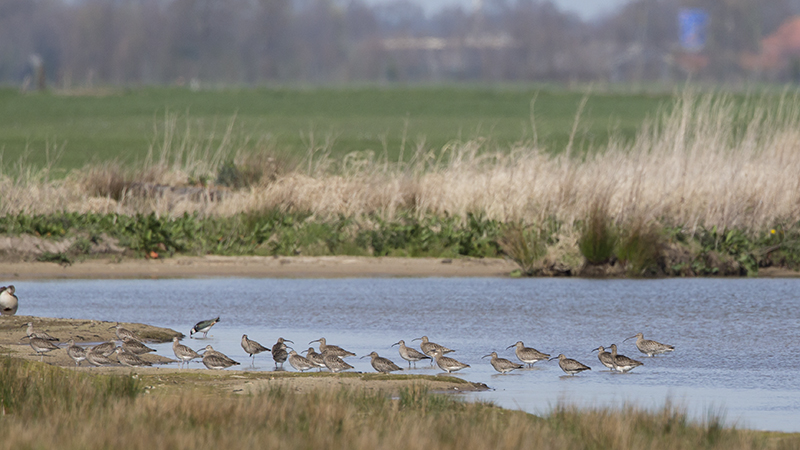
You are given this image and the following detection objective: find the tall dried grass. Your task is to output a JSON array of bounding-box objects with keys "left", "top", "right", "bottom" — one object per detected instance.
[
  {"left": 0, "top": 358, "right": 785, "bottom": 450},
  {"left": 2, "top": 92, "right": 800, "bottom": 236}
]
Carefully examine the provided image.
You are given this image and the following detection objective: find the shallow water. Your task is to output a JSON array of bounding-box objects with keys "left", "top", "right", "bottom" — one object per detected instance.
[{"left": 19, "top": 277, "right": 800, "bottom": 432}]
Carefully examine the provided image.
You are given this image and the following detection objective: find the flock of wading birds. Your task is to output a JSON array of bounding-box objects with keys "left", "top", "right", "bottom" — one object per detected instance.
[{"left": 2, "top": 281, "right": 676, "bottom": 375}]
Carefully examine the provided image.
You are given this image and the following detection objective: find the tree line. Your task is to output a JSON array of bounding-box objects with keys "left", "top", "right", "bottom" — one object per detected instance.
[{"left": 2, "top": 0, "right": 799, "bottom": 87}]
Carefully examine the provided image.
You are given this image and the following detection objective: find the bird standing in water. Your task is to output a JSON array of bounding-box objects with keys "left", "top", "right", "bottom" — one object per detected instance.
[{"left": 191, "top": 317, "right": 220, "bottom": 339}]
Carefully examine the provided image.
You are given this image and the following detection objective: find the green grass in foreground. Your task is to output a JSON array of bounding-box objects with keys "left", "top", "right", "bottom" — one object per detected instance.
[
  {"left": 1, "top": 357, "right": 796, "bottom": 449},
  {"left": 0, "top": 86, "right": 668, "bottom": 172}
]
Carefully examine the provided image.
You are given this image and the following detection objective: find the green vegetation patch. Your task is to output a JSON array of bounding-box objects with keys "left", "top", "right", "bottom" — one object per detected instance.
[
  {"left": 2, "top": 211, "right": 800, "bottom": 277},
  {"left": 0, "top": 87, "right": 668, "bottom": 172}
]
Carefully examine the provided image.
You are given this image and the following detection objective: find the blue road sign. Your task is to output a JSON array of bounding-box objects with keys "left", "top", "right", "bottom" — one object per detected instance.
[{"left": 679, "top": 8, "right": 709, "bottom": 52}]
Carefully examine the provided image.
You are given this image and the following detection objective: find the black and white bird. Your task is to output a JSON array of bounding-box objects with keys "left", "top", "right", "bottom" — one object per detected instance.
[{"left": 190, "top": 317, "right": 220, "bottom": 339}]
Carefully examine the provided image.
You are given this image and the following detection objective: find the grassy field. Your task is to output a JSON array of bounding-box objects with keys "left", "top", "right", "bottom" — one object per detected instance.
[
  {"left": 2, "top": 357, "right": 798, "bottom": 450},
  {"left": 0, "top": 86, "right": 668, "bottom": 171},
  {"left": 2, "top": 87, "right": 800, "bottom": 276}
]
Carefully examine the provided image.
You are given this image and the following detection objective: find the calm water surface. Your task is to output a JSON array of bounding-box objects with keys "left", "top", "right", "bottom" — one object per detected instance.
[{"left": 19, "top": 277, "right": 800, "bottom": 432}]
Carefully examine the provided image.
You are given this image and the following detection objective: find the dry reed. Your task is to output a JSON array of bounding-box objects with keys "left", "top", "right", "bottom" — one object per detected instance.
[
  {"left": 0, "top": 357, "right": 783, "bottom": 450},
  {"left": 2, "top": 92, "right": 799, "bottom": 237}
]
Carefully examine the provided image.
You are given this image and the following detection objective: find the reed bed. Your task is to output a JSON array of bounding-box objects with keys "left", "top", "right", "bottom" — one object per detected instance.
[
  {"left": 2, "top": 92, "right": 799, "bottom": 234},
  {"left": 1, "top": 357, "right": 792, "bottom": 450}
]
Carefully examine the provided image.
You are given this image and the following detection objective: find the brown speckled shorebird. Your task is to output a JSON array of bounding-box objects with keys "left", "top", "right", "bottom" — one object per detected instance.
[
  {"left": 172, "top": 336, "right": 201, "bottom": 369},
  {"left": 201, "top": 345, "right": 238, "bottom": 365},
  {"left": 109, "top": 323, "right": 141, "bottom": 342},
  {"left": 67, "top": 339, "right": 86, "bottom": 366},
  {"left": 92, "top": 341, "right": 116, "bottom": 357},
  {"left": 241, "top": 334, "right": 270, "bottom": 363},
  {"left": 24, "top": 322, "right": 59, "bottom": 341},
  {"left": 301, "top": 347, "right": 327, "bottom": 371},
  {"left": 86, "top": 346, "right": 116, "bottom": 367},
  {"left": 592, "top": 346, "right": 615, "bottom": 370},
  {"left": 549, "top": 354, "right": 591, "bottom": 376},
  {"left": 392, "top": 340, "right": 431, "bottom": 368},
  {"left": 483, "top": 351, "right": 523, "bottom": 374},
  {"left": 610, "top": 344, "right": 643, "bottom": 373},
  {"left": 506, "top": 341, "right": 550, "bottom": 368},
  {"left": 0, "top": 285, "right": 18, "bottom": 316},
  {"left": 625, "top": 332, "right": 674, "bottom": 357},
  {"left": 122, "top": 338, "right": 156, "bottom": 355},
  {"left": 272, "top": 337, "right": 294, "bottom": 368},
  {"left": 24, "top": 336, "right": 59, "bottom": 362},
  {"left": 288, "top": 350, "right": 316, "bottom": 372},
  {"left": 114, "top": 347, "right": 152, "bottom": 367},
  {"left": 362, "top": 351, "right": 402, "bottom": 374},
  {"left": 309, "top": 337, "right": 355, "bottom": 358},
  {"left": 202, "top": 351, "right": 240, "bottom": 370},
  {"left": 413, "top": 336, "right": 454, "bottom": 366},
  {"left": 430, "top": 348, "right": 469, "bottom": 373},
  {"left": 323, "top": 353, "right": 354, "bottom": 373}
]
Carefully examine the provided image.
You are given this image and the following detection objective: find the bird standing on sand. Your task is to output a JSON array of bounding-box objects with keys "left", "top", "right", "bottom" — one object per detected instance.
[
  {"left": 241, "top": 334, "right": 270, "bottom": 363},
  {"left": 201, "top": 345, "right": 238, "bottom": 365},
  {"left": 172, "top": 336, "right": 201, "bottom": 369},
  {"left": 191, "top": 317, "right": 220, "bottom": 339},
  {"left": 122, "top": 338, "right": 156, "bottom": 355},
  {"left": 23, "top": 322, "right": 59, "bottom": 341},
  {"left": 86, "top": 346, "right": 116, "bottom": 366},
  {"left": 323, "top": 353, "right": 354, "bottom": 373},
  {"left": 362, "top": 351, "right": 402, "bottom": 374},
  {"left": 114, "top": 347, "right": 152, "bottom": 367},
  {"left": 67, "top": 339, "right": 86, "bottom": 366},
  {"left": 288, "top": 350, "right": 316, "bottom": 372},
  {"left": 24, "top": 335, "right": 59, "bottom": 362},
  {"left": 1, "top": 285, "right": 19, "bottom": 316},
  {"left": 202, "top": 350, "right": 240, "bottom": 370},
  {"left": 91, "top": 341, "right": 116, "bottom": 357},
  {"left": 109, "top": 323, "right": 141, "bottom": 342},
  {"left": 301, "top": 347, "right": 327, "bottom": 371}
]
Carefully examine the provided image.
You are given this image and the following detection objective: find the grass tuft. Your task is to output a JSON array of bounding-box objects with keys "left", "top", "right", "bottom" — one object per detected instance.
[
  {"left": 579, "top": 201, "right": 617, "bottom": 265},
  {"left": 498, "top": 222, "right": 548, "bottom": 275},
  {"left": 618, "top": 220, "right": 664, "bottom": 276}
]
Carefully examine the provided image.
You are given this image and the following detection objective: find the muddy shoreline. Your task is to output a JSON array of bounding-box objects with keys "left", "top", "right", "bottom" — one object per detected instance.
[
  {"left": 0, "top": 314, "right": 488, "bottom": 394},
  {"left": 2, "top": 255, "right": 798, "bottom": 280}
]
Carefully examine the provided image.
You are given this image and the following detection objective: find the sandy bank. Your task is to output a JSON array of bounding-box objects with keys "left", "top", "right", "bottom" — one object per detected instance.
[{"left": 0, "top": 255, "right": 519, "bottom": 280}]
